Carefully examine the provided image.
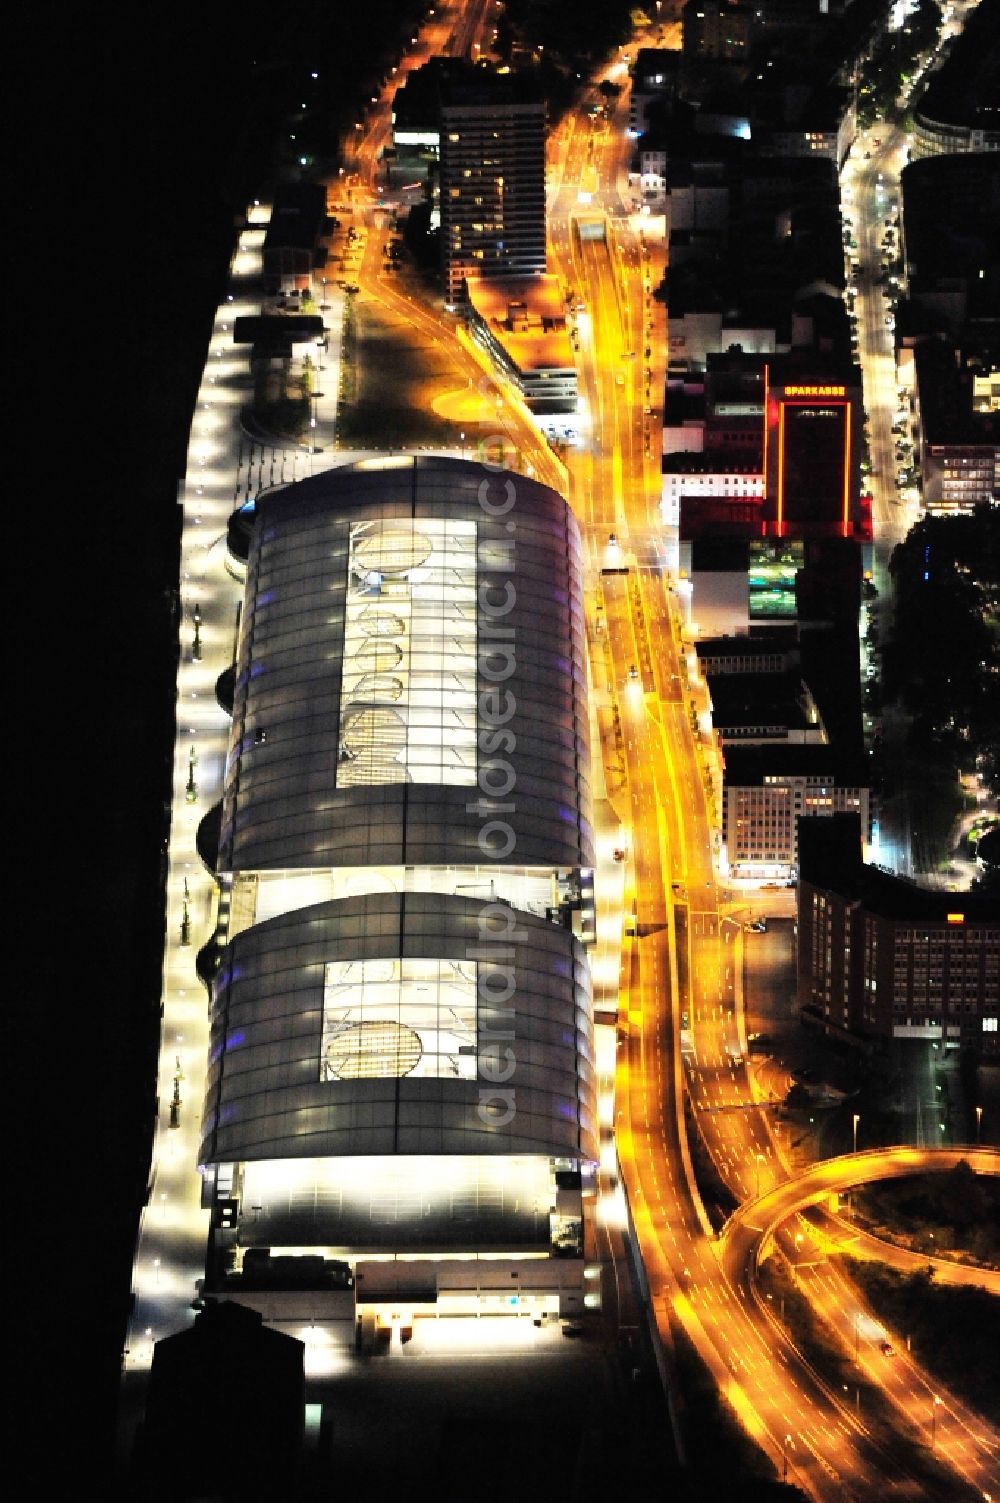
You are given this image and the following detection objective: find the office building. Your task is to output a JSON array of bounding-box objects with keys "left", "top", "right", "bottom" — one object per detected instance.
[
  {"left": 465, "top": 274, "right": 577, "bottom": 413},
  {"left": 762, "top": 357, "right": 864, "bottom": 538},
  {"left": 629, "top": 49, "right": 680, "bottom": 135},
  {"left": 682, "top": 1, "right": 753, "bottom": 62},
  {"left": 798, "top": 815, "right": 1000, "bottom": 1056},
  {"left": 439, "top": 72, "right": 546, "bottom": 307},
  {"left": 722, "top": 746, "right": 868, "bottom": 879}
]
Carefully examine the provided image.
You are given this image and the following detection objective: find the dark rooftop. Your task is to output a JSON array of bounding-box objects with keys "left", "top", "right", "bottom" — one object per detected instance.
[
  {"left": 663, "top": 453, "right": 762, "bottom": 474},
  {"left": 633, "top": 49, "right": 680, "bottom": 87},
  {"left": 689, "top": 535, "right": 752, "bottom": 569},
  {"left": 394, "top": 58, "right": 543, "bottom": 131},
  {"left": 706, "top": 670, "right": 816, "bottom": 733},
  {"left": 799, "top": 814, "right": 1000, "bottom": 923},
  {"left": 441, "top": 63, "right": 544, "bottom": 111},
  {"left": 232, "top": 314, "right": 324, "bottom": 357},
  {"left": 263, "top": 183, "right": 327, "bottom": 253},
  {"left": 902, "top": 154, "right": 1000, "bottom": 317},
  {"left": 914, "top": 339, "right": 1000, "bottom": 448},
  {"left": 680, "top": 495, "right": 763, "bottom": 535},
  {"left": 722, "top": 742, "right": 867, "bottom": 786},
  {"left": 696, "top": 626, "right": 799, "bottom": 658},
  {"left": 664, "top": 384, "right": 706, "bottom": 424}
]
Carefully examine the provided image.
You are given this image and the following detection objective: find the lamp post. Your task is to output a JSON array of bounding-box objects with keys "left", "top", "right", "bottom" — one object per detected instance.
[
  {"left": 755, "top": 1152, "right": 765, "bottom": 1198},
  {"left": 852, "top": 1112, "right": 860, "bottom": 1155},
  {"left": 931, "top": 1394, "right": 942, "bottom": 1448},
  {"left": 976, "top": 1105, "right": 983, "bottom": 1144},
  {"left": 782, "top": 1432, "right": 792, "bottom": 1481}
]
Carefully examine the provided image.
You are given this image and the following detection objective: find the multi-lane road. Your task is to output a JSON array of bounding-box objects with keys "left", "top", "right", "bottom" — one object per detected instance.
[{"left": 540, "top": 19, "right": 1000, "bottom": 1503}]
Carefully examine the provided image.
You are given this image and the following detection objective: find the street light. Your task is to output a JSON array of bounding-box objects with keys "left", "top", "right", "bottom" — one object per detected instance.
[
  {"left": 976, "top": 1105, "right": 983, "bottom": 1144},
  {"left": 781, "top": 1432, "right": 792, "bottom": 1481},
  {"left": 931, "top": 1394, "right": 942, "bottom": 1447},
  {"left": 755, "top": 1152, "right": 765, "bottom": 1198},
  {"left": 852, "top": 1112, "right": 860, "bottom": 1154}
]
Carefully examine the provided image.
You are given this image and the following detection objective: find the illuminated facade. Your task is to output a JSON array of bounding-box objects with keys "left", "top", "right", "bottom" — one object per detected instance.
[
  {"left": 200, "top": 457, "right": 597, "bottom": 1328},
  {"left": 720, "top": 744, "right": 869, "bottom": 881},
  {"left": 763, "top": 367, "right": 863, "bottom": 538},
  {"left": 439, "top": 80, "right": 546, "bottom": 307},
  {"left": 748, "top": 539, "right": 803, "bottom": 619}
]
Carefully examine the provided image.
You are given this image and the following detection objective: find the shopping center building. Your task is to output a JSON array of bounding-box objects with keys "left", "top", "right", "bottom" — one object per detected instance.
[{"left": 197, "top": 456, "right": 598, "bottom": 1336}]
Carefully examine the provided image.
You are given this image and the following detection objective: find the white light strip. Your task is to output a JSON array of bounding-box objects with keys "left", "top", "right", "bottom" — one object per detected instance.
[
  {"left": 321, "top": 958, "right": 478, "bottom": 1081},
  {"left": 338, "top": 517, "right": 477, "bottom": 785}
]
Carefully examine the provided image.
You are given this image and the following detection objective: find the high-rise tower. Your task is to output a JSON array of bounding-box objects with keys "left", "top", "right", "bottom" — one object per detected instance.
[{"left": 439, "top": 72, "right": 546, "bottom": 307}]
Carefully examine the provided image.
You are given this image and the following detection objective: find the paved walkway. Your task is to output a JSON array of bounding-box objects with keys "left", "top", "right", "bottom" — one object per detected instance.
[{"left": 116, "top": 198, "right": 357, "bottom": 1454}]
